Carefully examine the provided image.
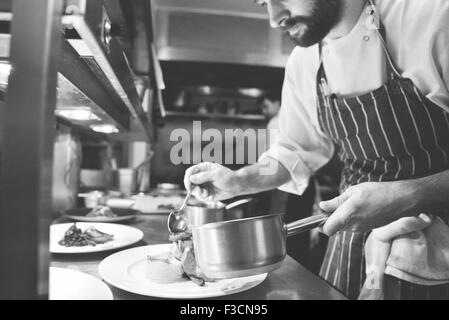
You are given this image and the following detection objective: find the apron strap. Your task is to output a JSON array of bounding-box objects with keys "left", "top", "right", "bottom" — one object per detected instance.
[
  {"left": 368, "top": 0, "right": 402, "bottom": 79},
  {"left": 317, "top": 43, "right": 332, "bottom": 96}
]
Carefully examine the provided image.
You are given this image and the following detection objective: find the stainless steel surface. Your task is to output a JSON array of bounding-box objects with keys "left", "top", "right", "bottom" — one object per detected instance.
[
  {"left": 153, "top": 3, "right": 294, "bottom": 68},
  {"left": 0, "top": 0, "right": 63, "bottom": 299},
  {"left": 62, "top": 0, "right": 155, "bottom": 141},
  {"left": 184, "top": 201, "right": 226, "bottom": 227},
  {"left": 167, "top": 211, "right": 188, "bottom": 234},
  {"left": 167, "top": 187, "right": 192, "bottom": 234},
  {"left": 0, "top": 35, "right": 131, "bottom": 132},
  {"left": 114, "top": 168, "right": 137, "bottom": 196},
  {"left": 191, "top": 213, "right": 329, "bottom": 279},
  {"left": 157, "top": 183, "right": 180, "bottom": 191},
  {"left": 184, "top": 198, "right": 253, "bottom": 227},
  {"left": 175, "top": 85, "right": 268, "bottom": 99},
  {"left": 192, "top": 214, "right": 287, "bottom": 279},
  {"left": 58, "top": 39, "right": 131, "bottom": 131},
  {"left": 180, "top": 187, "right": 193, "bottom": 211},
  {"left": 286, "top": 214, "right": 329, "bottom": 237},
  {"left": 153, "top": 0, "right": 268, "bottom": 19}
]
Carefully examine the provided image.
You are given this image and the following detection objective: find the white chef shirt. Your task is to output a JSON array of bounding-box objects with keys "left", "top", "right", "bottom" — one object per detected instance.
[{"left": 260, "top": 0, "right": 449, "bottom": 195}]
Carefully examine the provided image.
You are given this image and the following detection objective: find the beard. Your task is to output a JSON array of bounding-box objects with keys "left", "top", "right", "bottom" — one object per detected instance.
[{"left": 283, "top": 0, "right": 342, "bottom": 47}]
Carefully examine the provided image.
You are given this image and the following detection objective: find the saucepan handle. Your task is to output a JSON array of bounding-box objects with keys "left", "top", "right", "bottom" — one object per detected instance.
[{"left": 285, "top": 214, "right": 329, "bottom": 237}]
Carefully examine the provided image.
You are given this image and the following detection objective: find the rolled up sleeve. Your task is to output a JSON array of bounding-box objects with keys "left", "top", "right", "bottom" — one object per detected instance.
[{"left": 259, "top": 50, "right": 335, "bottom": 195}]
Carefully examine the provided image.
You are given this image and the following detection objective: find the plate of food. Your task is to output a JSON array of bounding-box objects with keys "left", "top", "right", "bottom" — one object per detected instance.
[
  {"left": 50, "top": 222, "right": 144, "bottom": 254},
  {"left": 49, "top": 267, "right": 113, "bottom": 300},
  {"left": 62, "top": 206, "right": 140, "bottom": 223},
  {"left": 98, "top": 243, "right": 267, "bottom": 299},
  {"left": 133, "top": 195, "right": 184, "bottom": 214}
]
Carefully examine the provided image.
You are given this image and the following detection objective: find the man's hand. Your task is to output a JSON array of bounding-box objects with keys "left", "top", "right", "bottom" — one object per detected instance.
[
  {"left": 184, "top": 162, "right": 241, "bottom": 201},
  {"left": 370, "top": 213, "right": 433, "bottom": 242},
  {"left": 184, "top": 158, "right": 290, "bottom": 202},
  {"left": 319, "top": 181, "right": 419, "bottom": 236}
]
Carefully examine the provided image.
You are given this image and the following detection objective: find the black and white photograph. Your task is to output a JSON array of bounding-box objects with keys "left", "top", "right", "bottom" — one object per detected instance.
[{"left": 0, "top": 0, "right": 449, "bottom": 305}]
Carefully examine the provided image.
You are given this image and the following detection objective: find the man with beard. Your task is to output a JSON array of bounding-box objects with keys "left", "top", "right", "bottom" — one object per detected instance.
[{"left": 183, "top": 0, "right": 449, "bottom": 300}]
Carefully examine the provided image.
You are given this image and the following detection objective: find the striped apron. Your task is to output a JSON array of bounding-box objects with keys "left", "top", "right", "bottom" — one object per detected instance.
[{"left": 316, "top": 21, "right": 449, "bottom": 300}]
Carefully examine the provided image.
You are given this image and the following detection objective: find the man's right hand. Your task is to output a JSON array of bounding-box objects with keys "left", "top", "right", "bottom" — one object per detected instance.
[{"left": 183, "top": 162, "right": 241, "bottom": 202}]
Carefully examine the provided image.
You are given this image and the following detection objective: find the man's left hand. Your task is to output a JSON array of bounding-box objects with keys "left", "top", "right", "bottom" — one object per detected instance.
[{"left": 319, "top": 181, "right": 418, "bottom": 236}]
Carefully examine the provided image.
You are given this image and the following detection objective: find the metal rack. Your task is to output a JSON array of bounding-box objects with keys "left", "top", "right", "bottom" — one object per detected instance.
[
  {"left": 0, "top": 0, "right": 158, "bottom": 299},
  {"left": 0, "top": 0, "right": 158, "bottom": 141},
  {"left": 62, "top": 0, "right": 155, "bottom": 139}
]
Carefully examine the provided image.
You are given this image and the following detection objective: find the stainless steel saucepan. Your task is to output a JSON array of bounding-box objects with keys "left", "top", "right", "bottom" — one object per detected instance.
[
  {"left": 167, "top": 198, "right": 253, "bottom": 233},
  {"left": 190, "top": 213, "right": 328, "bottom": 279},
  {"left": 184, "top": 198, "right": 253, "bottom": 226}
]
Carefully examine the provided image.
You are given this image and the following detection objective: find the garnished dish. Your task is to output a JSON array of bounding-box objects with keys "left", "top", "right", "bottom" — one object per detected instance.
[
  {"left": 86, "top": 206, "right": 118, "bottom": 218},
  {"left": 156, "top": 204, "right": 176, "bottom": 211},
  {"left": 63, "top": 207, "right": 139, "bottom": 223},
  {"left": 146, "top": 231, "right": 214, "bottom": 286},
  {"left": 58, "top": 223, "right": 114, "bottom": 247}
]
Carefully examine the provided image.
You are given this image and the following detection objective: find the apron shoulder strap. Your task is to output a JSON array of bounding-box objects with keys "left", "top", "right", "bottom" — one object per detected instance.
[
  {"left": 317, "top": 42, "right": 332, "bottom": 96},
  {"left": 369, "top": 0, "right": 402, "bottom": 79}
]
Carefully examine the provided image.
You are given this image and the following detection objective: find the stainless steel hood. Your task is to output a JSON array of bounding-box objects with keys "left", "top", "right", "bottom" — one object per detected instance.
[{"left": 152, "top": 0, "right": 295, "bottom": 68}]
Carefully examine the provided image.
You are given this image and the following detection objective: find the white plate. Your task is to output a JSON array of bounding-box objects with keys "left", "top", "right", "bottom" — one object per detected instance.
[
  {"left": 50, "top": 223, "right": 144, "bottom": 254},
  {"left": 49, "top": 267, "right": 113, "bottom": 300},
  {"left": 98, "top": 244, "right": 267, "bottom": 299},
  {"left": 65, "top": 215, "right": 137, "bottom": 223},
  {"left": 133, "top": 195, "right": 184, "bottom": 214},
  {"left": 63, "top": 208, "right": 140, "bottom": 223}
]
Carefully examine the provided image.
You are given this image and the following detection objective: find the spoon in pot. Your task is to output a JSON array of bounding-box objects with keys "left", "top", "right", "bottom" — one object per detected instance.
[{"left": 167, "top": 187, "right": 193, "bottom": 234}]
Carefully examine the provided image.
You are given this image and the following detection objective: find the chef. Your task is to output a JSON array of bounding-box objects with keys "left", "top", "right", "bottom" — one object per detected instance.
[{"left": 183, "top": 0, "right": 449, "bottom": 299}]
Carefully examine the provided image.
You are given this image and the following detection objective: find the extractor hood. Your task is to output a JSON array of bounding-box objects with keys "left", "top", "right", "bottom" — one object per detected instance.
[{"left": 152, "top": 0, "right": 295, "bottom": 68}]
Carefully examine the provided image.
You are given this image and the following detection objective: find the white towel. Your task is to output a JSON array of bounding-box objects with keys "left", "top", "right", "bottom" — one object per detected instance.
[{"left": 359, "top": 215, "right": 449, "bottom": 300}]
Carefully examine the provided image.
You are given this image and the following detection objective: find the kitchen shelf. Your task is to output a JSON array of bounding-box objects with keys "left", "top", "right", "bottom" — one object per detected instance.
[
  {"left": 0, "top": 39, "right": 132, "bottom": 134},
  {"left": 56, "top": 116, "right": 109, "bottom": 143},
  {"left": 164, "top": 111, "right": 267, "bottom": 121},
  {"left": 59, "top": 40, "right": 131, "bottom": 132},
  {"left": 0, "top": 1, "right": 158, "bottom": 140},
  {"left": 62, "top": 0, "right": 155, "bottom": 141}
]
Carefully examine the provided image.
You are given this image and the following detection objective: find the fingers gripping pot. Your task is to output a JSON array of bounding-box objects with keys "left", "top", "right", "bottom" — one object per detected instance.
[{"left": 190, "top": 213, "right": 328, "bottom": 279}]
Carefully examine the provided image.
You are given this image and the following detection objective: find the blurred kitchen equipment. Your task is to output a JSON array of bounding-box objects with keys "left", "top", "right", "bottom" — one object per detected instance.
[
  {"left": 78, "top": 190, "right": 105, "bottom": 208},
  {"left": 173, "top": 89, "right": 189, "bottom": 109},
  {"left": 80, "top": 169, "right": 107, "bottom": 189},
  {"left": 111, "top": 148, "right": 153, "bottom": 196},
  {"left": 167, "top": 187, "right": 193, "bottom": 234},
  {"left": 227, "top": 101, "right": 239, "bottom": 116},
  {"left": 52, "top": 127, "right": 82, "bottom": 212},
  {"left": 62, "top": 207, "right": 140, "bottom": 223},
  {"left": 105, "top": 197, "right": 135, "bottom": 209},
  {"left": 101, "top": 147, "right": 117, "bottom": 191},
  {"left": 197, "top": 103, "right": 208, "bottom": 115},
  {"left": 191, "top": 213, "right": 329, "bottom": 279},
  {"left": 184, "top": 198, "right": 253, "bottom": 226},
  {"left": 156, "top": 183, "right": 181, "bottom": 195},
  {"left": 114, "top": 168, "right": 137, "bottom": 196},
  {"left": 134, "top": 150, "right": 154, "bottom": 193}
]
